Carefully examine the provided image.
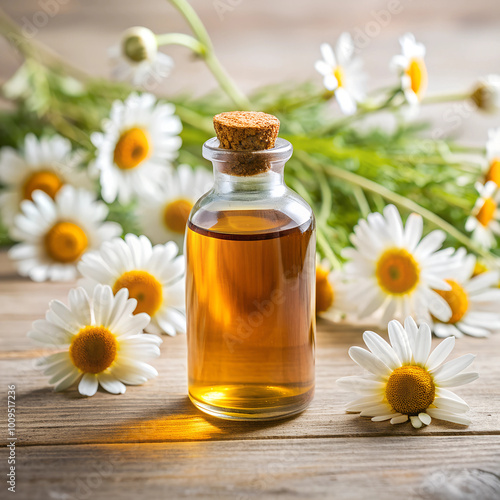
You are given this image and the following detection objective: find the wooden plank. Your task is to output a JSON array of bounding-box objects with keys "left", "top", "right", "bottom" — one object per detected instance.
[
  {"left": 1, "top": 254, "right": 499, "bottom": 445},
  {"left": 2, "top": 322, "right": 498, "bottom": 446},
  {"left": 15, "top": 436, "right": 500, "bottom": 500}
]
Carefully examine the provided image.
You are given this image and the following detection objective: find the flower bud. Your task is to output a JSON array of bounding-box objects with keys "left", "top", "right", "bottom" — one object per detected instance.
[
  {"left": 121, "top": 27, "right": 157, "bottom": 63},
  {"left": 471, "top": 75, "right": 500, "bottom": 113}
]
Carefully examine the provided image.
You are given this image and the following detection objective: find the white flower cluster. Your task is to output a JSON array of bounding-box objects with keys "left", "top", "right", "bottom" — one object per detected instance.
[
  {"left": 317, "top": 203, "right": 500, "bottom": 338},
  {"left": 0, "top": 93, "right": 214, "bottom": 397}
]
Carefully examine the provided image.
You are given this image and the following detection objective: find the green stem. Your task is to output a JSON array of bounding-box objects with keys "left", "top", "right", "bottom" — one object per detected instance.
[
  {"left": 352, "top": 186, "right": 370, "bottom": 218},
  {"left": 317, "top": 227, "right": 342, "bottom": 270},
  {"left": 421, "top": 92, "right": 471, "bottom": 105},
  {"left": 297, "top": 151, "right": 496, "bottom": 263},
  {"left": 167, "top": 0, "right": 250, "bottom": 110},
  {"left": 156, "top": 33, "right": 205, "bottom": 55},
  {"left": 313, "top": 89, "right": 472, "bottom": 137}
]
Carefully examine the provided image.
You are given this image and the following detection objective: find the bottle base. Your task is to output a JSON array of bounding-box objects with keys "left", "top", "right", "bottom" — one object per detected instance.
[{"left": 188, "top": 384, "right": 314, "bottom": 421}]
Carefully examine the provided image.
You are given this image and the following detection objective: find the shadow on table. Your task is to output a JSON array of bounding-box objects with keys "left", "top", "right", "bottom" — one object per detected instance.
[{"left": 110, "top": 394, "right": 304, "bottom": 443}]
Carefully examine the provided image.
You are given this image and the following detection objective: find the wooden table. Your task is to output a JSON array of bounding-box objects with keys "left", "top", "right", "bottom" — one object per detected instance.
[{"left": 1, "top": 250, "right": 499, "bottom": 499}]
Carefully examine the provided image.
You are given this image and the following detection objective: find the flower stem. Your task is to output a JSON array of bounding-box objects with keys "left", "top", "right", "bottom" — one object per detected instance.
[
  {"left": 156, "top": 33, "right": 205, "bottom": 55},
  {"left": 167, "top": 0, "right": 251, "bottom": 110},
  {"left": 421, "top": 92, "right": 471, "bottom": 105},
  {"left": 297, "top": 151, "right": 496, "bottom": 263},
  {"left": 313, "top": 89, "right": 473, "bottom": 137}
]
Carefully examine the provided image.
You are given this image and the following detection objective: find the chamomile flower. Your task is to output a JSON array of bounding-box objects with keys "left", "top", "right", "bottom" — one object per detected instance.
[
  {"left": 316, "top": 257, "right": 352, "bottom": 320},
  {"left": 108, "top": 27, "right": 174, "bottom": 88},
  {"left": 29, "top": 285, "right": 162, "bottom": 396},
  {"left": 430, "top": 249, "right": 500, "bottom": 338},
  {"left": 391, "top": 33, "right": 428, "bottom": 106},
  {"left": 314, "top": 33, "right": 366, "bottom": 115},
  {"left": 9, "top": 186, "right": 121, "bottom": 282},
  {"left": 484, "top": 127, "right": 500, "bottom": 186},
  {"left": 0, "top": 134, "right": 91, "bottom": 229},
  {"left": 337, "top": 317, "right": 479, "bottom": 428},
  {"left": 78, "top": 234, "right": 185, "bottom": 336},
  {"left": 342, "top": 205, "right": 455, "bottom": 326},
  {"left": 137, "top": 164, "right": 212, "bottom": 246},
  {"left": 471, "top": 75, "right": 500, "bottom": 113},
  {"left": 91, "top": 92, "right": 182, "bottom": 204},
  {"left": 465, "top": 181, "right": 500, "bottom": 248}
]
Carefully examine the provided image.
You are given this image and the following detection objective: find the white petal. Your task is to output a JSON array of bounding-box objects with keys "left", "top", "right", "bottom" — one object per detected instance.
[
  {"left": 371, "top": 413, "right": 400, "bottom": 422},
  {"left": 404, "top": 316, "right": 419, "bottom": 352},
  {"left": 348, "top": 346, "right": 391, "bottom": 377},
  {"left": 336, "top": 376, "right": 385, "bottom": 394},
  {"left": 388, "top": 320, "right": 411, "bottom": 365},
  {"left": 432, "top": 354, "right": 476, "bottom": 381},
  {"left": 425, "top": 336, "right": 455, "bottom": 371},
  {"left": 98, "top": 372, "right": 126, "bottom": 394},
  {"left": 362, "top": 330, "right": 401, "bottom": 370},
  {"left": 78, "top": 373, "right": 99, "bottom": 396},
  {"left": 413, "top": 323, "right": 432, "bottom": 366},
  {"left": 437, "top": 372, "right": 479, "bottom": 388},
  {"left": 425, "top": 408, "right": 471, "bottom": 426},
  {"left": 54, "top": 369, "right": 81, "bottom": 392},
  {"left": 410, "top": 416, "right": 423, "bottom": 428},
  {"left": 433, "top": 397, "right": 469, "bottom": 414},
  {"left": 418, "top": 412, "right": 431, "bottom": 425},
  {"left": 390, "top": 415, "right": 409, "bottom": 424}
]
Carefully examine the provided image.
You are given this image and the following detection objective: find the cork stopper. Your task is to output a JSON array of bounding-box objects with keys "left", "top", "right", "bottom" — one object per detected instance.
[
  {"left": 212, "top": 111, "right": 280, "bottom": 176},
  {"left": 214, "top": 111, "right": 280, "bottom": 150}
]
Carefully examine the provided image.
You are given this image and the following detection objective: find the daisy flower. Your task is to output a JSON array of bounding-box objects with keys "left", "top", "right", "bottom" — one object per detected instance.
[
  {"left": 137, "top": 164, "right": 212, "bottom": 246},
  {"left": 391, "top": 33, "right": 428, "bottom": 106},
  {"left": 484, "top": 127, "right": 500, "bottom": 186},
  {"left": 9, "top": 186, "right": 121, "bottom": 282},
  {"left": 314, "top": 33, "right": 366, "bottom": 115},
  {"left": 91, "top": 92, "right": 182, "bottom": 204},
  {"left": 342, "top": 204, "right": 456, "bottom": 326},
  {"left": 0, "top": 134, "right": 91, "bottom": 229},
  {"left": 29, "top": 285, "right": 162, "bottom": 396},
  {"left": 78, "top": 234, "right": 185, "bottom": 336},
  {"left": 316, "top": 257, "right": 352, "bottom": 320},
  {"left": 430, "top": 249, "right": 500, "bottom": 338},
  {"left": 108, "top": 27, "right": 174, "bottom": 88},
  {"left": 337, "top": 317, "right": 479, "bottom": 428},
  {"left": 465, "top": 181, "right": 500, "bottom": 248},
  {"left": 471, "top": 75, "right": 500, "bottom": 113}
]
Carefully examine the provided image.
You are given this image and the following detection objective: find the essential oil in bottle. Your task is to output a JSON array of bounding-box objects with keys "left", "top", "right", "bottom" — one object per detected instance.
[{"left": 186, "top": 111, "right": 316, "bottom": 420}]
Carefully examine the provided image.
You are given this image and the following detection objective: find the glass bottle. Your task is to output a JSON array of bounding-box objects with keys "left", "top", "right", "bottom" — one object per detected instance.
[{"left": 185, "top": 132, "right": 316, "bottom": 420}]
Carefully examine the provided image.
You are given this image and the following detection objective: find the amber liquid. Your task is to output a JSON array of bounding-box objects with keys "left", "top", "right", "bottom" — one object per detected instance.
[{"left": 186, "top": 209, "right": 316, "bottom": 420}]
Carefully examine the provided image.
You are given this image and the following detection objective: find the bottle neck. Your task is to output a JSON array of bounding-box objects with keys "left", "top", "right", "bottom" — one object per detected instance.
[
  {"left": 202, "top": 137, "right": 293, "bottom": 196},
  {"left": 212, "top": 161, "right": 286, "bottom": 195}
]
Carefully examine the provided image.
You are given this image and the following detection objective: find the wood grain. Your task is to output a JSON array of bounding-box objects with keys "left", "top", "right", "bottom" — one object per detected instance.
[
  {"left": 1, "top": 233, "right": 500, "bottom": 500},
  {"left": 16, "top": 437, "right": 500, "bottom": 500}
]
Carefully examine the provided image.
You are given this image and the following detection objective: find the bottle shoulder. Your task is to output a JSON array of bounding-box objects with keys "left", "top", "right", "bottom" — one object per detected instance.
[{"left": 189, "top": 186, "right": 315, "bottom": 234}]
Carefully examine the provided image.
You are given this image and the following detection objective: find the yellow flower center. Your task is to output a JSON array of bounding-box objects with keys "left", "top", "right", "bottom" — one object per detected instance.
[
  {"left": 316, "top": 266, "right": 334, "bottom": 313},
  {"left": 376, "top": 248, "right": 420, "bottom": 295},
  {"left": 486, "top": 159, "right": 500, "bottom": 186},
  {"left": 44, "top": 221, "right": 88, "bottom": 263},
  {"left": 69, "top": 326, "right": 118, "bottom": 374},
  {"left": 434, "top": 279, "right": 469, "bottom": 324},
  {"left": 23, "top": 170, "right": 63, "bottom": 201},
  {"left": 334, "top": 66, "right": 345, "bottom": 88},
  {"left": 113, "top": 270, "right": 163, "bottom": 316},
  {"left": 406, "top": 57, "right": 428, "bottom": 98},
  {"left": 113, "top": 127, "right": 151, "bottom": 170},
  {"left": 163, "top": 198, "right": 193, "bottom": 234},
  {"left": 476, "top": 197, "right": 497, "bottom": 227},
  {"left": 386, "top": 365, "right": 435, "bottom": 415},
  {"left": 473, "top": 261, "right": 488, "bottom": 277}
]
